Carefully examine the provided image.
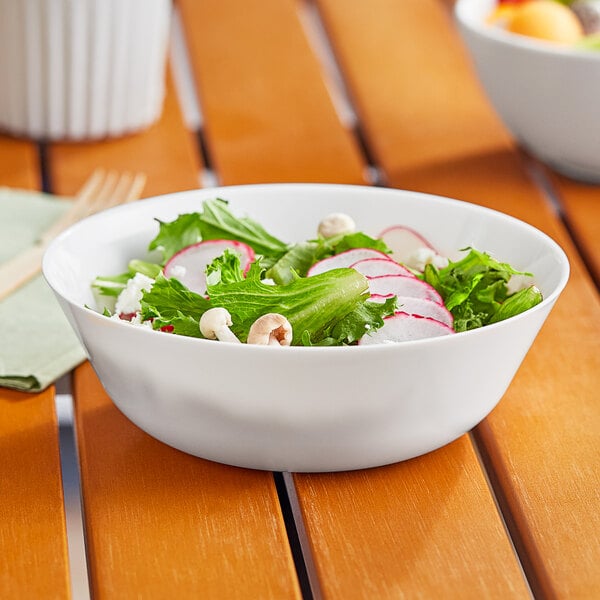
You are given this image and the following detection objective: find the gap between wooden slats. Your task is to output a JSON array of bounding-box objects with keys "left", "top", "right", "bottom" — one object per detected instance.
[
  {"left": 314, "top": 0, "right": 600, "bottom": 597},
  {"left": 49, "top": 71, "right": 302, "bottom": 599},
  {"left": 544, "top": 170, "right": 600, "bottom": 288},
  {"left": 0, "top": 138, "right": 71, "bottom": 599},
  {"left": 177, "top": 0, "right": 534, "bottom": 597}
]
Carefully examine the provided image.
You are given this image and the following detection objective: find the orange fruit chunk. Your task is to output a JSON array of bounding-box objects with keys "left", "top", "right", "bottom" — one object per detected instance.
[{"left": 507, "top": 0, "right": 584, "bottom": 44}]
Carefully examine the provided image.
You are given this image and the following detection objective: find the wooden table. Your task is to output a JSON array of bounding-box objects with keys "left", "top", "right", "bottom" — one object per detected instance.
[{"left": 1, "top": 1, "right": 599, "bottom": 598}]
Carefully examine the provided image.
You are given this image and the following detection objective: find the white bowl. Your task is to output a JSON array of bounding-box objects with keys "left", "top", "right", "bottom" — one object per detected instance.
[
  {"left": 43, "top": 184, "right": 569, "bottom": 472},
  {"left": 455, "top": 0, "right": 600, "bottom": 183}
]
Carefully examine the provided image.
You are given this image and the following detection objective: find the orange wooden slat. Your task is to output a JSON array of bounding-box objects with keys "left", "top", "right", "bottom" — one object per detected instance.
[
  {"left": 0, "top": 136, "right": 40, "bottom": 189},
  {"left": 316, "top": 0, "right": 600, "bottom": 596},
  {"left": 295, "top": 438, "right": 530, "bottom": 599},
  {"left": 0, "top": 387, "right": 71, "bottom": 600},
  {"left": 50, "top": 74, "right": 301, "bottom": 598},
  {"left": 73, "top": 363, "right": 300, "bottom": 599},
  {"left": 0, "top": 136, "right": 71, "bottom": 599},
  {"left": 547, "top": 171, "right": 600, "bottom": 285},
  {"left": 178, "top": 0, "right": 366, "bottom": 185},
  {"left": 179, "top": 0, "right": 532, "bottom": 596}
]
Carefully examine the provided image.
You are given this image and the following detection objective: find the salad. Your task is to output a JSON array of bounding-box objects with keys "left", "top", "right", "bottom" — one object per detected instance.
[
  {"left": 488, "top": 0, "right": 600, "bottom": 50},
  {"left": 92, "top": 198, "right": 543, "bottom": 346}
]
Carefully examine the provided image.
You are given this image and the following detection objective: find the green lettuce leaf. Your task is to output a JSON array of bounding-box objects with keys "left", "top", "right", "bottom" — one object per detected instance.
[
  {"left": 423, "top": 248, "right": 542, "bottom": 332},
  {"left": 324, "top": 231, "right": 390, "bottom": 255},
  {"left": 146, "top": 198, "right": 290, "bottom": 266},
  {"left": 266, "top": 241, "right": 320, "bottom": 284},
  {"left": 140, "top": 274, "right": 211, "bottom": 337},
  {"left": 197, "top": 198, "right": 289, "bottom": 260},
  {"left": 92, "top": 260, "right": 162, "bottom": 297},
  {"left": 266, "top": 231, "right": 390, "bottom": 284},
  {"left": 206, "top": 261, "right": 376, "bottom": 345},
  {"left": 205, "top": 248, "right": 246, "bottom": 284},
  {"left": 149, "top": 213, "right": 204, "bottom": 262},
  {"left": 489, "top": 285, "right": 543, "bottom": 324}
]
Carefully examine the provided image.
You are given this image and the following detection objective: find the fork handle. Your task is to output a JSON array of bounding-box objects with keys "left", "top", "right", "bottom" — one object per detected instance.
[{"left": 0, "top": 244, "right": 46, "bottom": 302}]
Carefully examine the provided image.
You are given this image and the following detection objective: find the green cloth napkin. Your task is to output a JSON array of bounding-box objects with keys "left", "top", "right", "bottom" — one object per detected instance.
[{"left": 0, "top": 187, "right": 87, "bottom": 392}]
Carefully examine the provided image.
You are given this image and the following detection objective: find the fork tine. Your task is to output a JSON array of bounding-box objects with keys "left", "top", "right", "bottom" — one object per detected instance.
[
  {"left": 85, "top": 170, "right": 120, "bottom": 213},
  {"left": 39, "top": 168, "right": 108, "bottom": 243},
  {"left": 122, "top": 172, "right": 147, "bottom": 203},
  {"left": 88, "top": 171, "right": 146, "bottom": 211},
  {"left": 0, "top": 168, "right": 147, "bottom": 302}
]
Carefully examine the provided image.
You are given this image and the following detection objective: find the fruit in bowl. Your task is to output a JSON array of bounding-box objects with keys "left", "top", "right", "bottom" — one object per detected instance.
[
  {"left": 42, "top": 184, "right": 569, "bottom": 472},
  {"left": 455, "top": 0, "right": 600, "bottom": 183},
  {"left": 488, "top": 0, "right": 600, "bottom": 47}
]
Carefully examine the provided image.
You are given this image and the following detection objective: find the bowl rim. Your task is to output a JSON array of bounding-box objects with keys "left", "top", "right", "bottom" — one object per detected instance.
[
  {"left": 454, "top": 0, "right": 600, "bottom": 62},
  {"left": 43, "top": 182, "right": 571, "bottom": 353}
]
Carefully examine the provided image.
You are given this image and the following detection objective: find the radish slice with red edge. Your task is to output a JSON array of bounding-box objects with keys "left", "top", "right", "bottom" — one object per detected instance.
[
  {"left": 367, "top": 274, "right": 444, "bottom": 305},
  {"left": 307, "top": 248, "right": 393, "bottom": 277},
  {"left": 359, "top": 312, "right": 455, "bottom": 345},
  {"left": 164, "top": 239, "right": 255, "bottom": 295},
  {"left": 393, "top": 296, "right": 453, "bottom": 327},
  {"left": 350, "top": 258, "right": 415, "bottom": 278},
  {"left": 378, "top": 225, "right": 437, "bottom": 263}
]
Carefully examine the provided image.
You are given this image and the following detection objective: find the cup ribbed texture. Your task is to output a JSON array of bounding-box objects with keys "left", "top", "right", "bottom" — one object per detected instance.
[{"left": 0, "top": 0, "right": 171, "bottom": 141}]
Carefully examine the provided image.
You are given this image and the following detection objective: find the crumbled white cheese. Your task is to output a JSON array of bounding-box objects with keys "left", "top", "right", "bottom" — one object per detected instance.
[
  {"left": 110, "top": 312, "right": 153, "bottom": 328},
  {"left": 115, "top": 273, "right": 155, "bottom": 315},
  {"left": 404, "top": 247, "right": 448, "bottom": 271},
  {"left": 130, "top": 313, "right": 153, "bottom": 328}
]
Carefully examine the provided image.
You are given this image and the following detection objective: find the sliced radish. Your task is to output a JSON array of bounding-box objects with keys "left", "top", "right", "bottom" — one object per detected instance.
[
  {"left": 164, "top": 240, "right": 255, "bottom": 294},
  {"left": 367, "top": 275, "right": 444, "bottom": 305},
  {"left": 378, "top": 224, "right": 436, "bottom": 263},
  {"left": 359, "top": 312, "right": 455, "bottom": 345},
  {"left": 350, "top": 258, "right": 415, "bottom": 278},
  {"left": 368, "top": 293, "right": 395, "bottom": 304},
  {"left": 307, "top": 248, "right": 393, "bottom": 277},
  {"left": 393, "top": 296, "right": 453, "bottom": 328}
]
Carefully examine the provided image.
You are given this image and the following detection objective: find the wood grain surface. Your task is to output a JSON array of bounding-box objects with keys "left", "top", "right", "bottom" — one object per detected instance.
[
  {"left": 72, "top": 364, "right": 300, "bottom": 599},
  {"left": 0, "top": 138, "right": 71, "bottom": 599},
  {"left": 178, "top": 0, "right": 366, "bottom": 185},
  {"left": 0, "top": 136, "right": 40, "bottom": 190},
  {"left": 316, "top": 0, "right": 600, "bottom": 596},
  {"left": 1, "top": 1, "right": 598, "bottom": 597},
  {"left": 295, "top": 438, "right": 530, "bottom": 599},
  {"left": 179, "top": 0, "right": 535, "bottom": 596},
  {"left": 547, "top": 170, "right": 600, "bottom": 286},
  {"left": 0, "top": 388, "right": 70, "bottom": 599},
  {"left": 50, "top": 75, "right": 301, "bottom": 600}
]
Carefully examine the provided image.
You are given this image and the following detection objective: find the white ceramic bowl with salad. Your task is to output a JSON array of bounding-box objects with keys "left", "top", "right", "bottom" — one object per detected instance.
[
  {"left": 43, "top": 184, "right": 569, "bottom": 472},
  {"left": 455, "top": 0, "right": 600, "bottom": 183}
]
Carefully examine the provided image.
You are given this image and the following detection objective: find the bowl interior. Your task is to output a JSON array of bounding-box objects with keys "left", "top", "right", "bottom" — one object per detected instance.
[{"left": 44, "top": 183, "right": 568, "bottom": 315}]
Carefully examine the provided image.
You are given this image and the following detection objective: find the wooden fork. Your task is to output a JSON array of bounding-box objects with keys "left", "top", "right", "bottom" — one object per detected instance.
[{"left": 0, "top": 169, "right": 147, "bottom": 302}]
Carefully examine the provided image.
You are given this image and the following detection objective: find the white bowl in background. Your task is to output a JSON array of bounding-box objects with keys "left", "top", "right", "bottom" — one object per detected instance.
[
  {"left": 455, "top": 0, "right": 600, "bottom": 184},
  {"left": 43, "top": 184, "right": 569, "bottom": 472},
  {"left": 0, "top": 0, "right": 171, "bottom": 141}
]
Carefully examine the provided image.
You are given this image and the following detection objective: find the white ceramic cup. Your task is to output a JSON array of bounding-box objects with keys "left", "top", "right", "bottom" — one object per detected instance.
[{"left": 0, "top": 0, "right": 172, "bottom": 141}]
